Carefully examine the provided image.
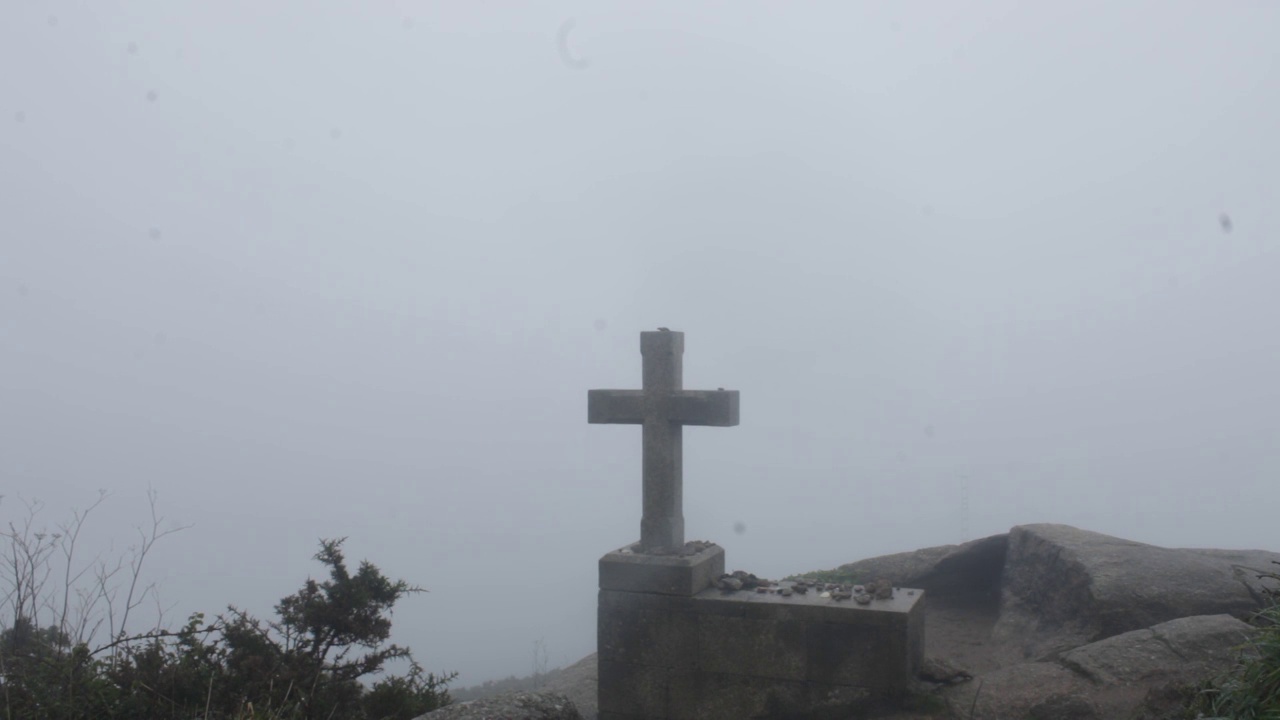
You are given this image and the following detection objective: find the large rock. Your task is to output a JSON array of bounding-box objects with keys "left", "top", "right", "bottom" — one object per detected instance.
[
  {"left": 944, "top": 661, "right": 1097, "bottom": 720},
  {"left": 992, "top": 524, "right": 1279, "bottom": 659},
  {"left": 829, "top": 533, "right": 1008, "bottom": 602},
  {"left": 944, "top": 614, "right": 1258, "bottom": 720},
  {"left": 826, "top": 524, "right": 1276, "bottom": 718},
  {"left": 415, "top": 692, "right": 584, "bottom": 720},
  {"left": 1059, "top": 614, "right": 1255, "bottom": 686},
  {"left": 537, "top": 654, "right": 597, "bottom": 720}
]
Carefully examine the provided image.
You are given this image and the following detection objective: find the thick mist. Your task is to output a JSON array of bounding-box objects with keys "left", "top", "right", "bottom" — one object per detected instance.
[{"left": 2, "top": 2, "right": 1277, "bottom": 686}]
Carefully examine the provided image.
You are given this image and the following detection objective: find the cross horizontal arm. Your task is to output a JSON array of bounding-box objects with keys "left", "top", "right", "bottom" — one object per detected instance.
[
  {"left": 587, "top": 389, "right": 643, "bottom": 424},
  {"left": 587, "top": 389, "right": 739, "bottom": 426},
  {"left": 672, "top": 390, "right": 740, "bottom": 427}
]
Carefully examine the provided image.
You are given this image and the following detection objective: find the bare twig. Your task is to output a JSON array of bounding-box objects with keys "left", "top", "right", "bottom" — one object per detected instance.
[
  {"left": 55, "top": 491, "right": 108, "bottom": 647},
  {"left": 86, "top": 621, "right": 222, "bottom": 659},
  {"left": 968, "top": 677, "right": 984, "bottom": 720},
  {"left": 115, "top": 488, "right": 192, "bottom": 649},
  {"left": 1, "top": 491, "right": 189, "bottom": 662}
]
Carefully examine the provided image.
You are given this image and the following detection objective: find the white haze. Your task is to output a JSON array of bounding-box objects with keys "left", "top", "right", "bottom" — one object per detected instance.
[{"left": 2, "top": 1, "right": 1278, "bottom": 686}]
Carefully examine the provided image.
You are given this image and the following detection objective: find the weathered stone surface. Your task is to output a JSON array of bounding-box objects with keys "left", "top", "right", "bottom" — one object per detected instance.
[
  {"left": 916, "top": 657, "right": 972, "bottom": 685},
  {"left": 537, "top": 654, "right": 598, "bottom": 720},
  {"left": 597, "top": 660, "right": 667, "bottom": 718},
  {"left": 943, "top": 614, "right": 1258, "bottom": 720},
  {"left": 1180, "top": 547, "right": 1280, "bottom": 606},
  {"left": 599, "top": 577, "right": 924, "bottom": 719},
  {"left": 1059, "top": 614, "right": 1255, "bottom": 685},
  {"left": 598, "top": 542, "right": 724, "bottom": 596},
  {"left": 828, "top": 533, "right": 1008, "bottom": 601},
  {"left": 992, "top": 524, "right": 1280, "bottom": 659},
  {"left": 665, "top": 672, "right": 875, "bottom": 720},
  {"left": 944, "top": 662, "right": 1096, "bottom": 720},
  {"left": 415, "top": 691, "right": 583, "bottom": 720},
  {"left": 1024, "top": 692, "right": 1103, "bottom": 720},
  {"left": 598, "top": 590, "right": 699, "bottom": 670}
]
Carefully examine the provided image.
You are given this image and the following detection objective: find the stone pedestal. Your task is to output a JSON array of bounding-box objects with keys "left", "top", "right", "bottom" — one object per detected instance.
[
  {"left": 599, "top": 542, "right": 726, "bottom": 596},
  {"left": 598, "top": 543, "right": 925, "bottom": 720}
]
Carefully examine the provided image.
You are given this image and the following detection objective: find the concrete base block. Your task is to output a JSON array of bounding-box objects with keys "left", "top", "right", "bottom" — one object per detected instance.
[
  {"left": 599, "top": 542, "right": 725, "bottom": 596},
  {"left": 599, "top": 562, "right": 925, "bottom": 720}
]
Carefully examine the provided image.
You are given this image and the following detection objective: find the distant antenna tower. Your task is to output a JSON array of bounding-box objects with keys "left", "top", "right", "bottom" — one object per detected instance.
[{"left": 960, "top": 476, "right": 970, "bottom": 543}]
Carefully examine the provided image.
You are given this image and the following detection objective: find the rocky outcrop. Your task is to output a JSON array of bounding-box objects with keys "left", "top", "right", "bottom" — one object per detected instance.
[
  {"left": 452, "top": 524, "right": 1276, "bottom": 720},
  {"left": 1059, "top": 614, "right": 1255, "bottom": 686},
  {"left": 536, "top": 654, "right": 597, "bottom": 720},
  {"left": 945, "top": 661, "right": 1094, "bottom": 720},
  {"left": 945, "top": 614, "right": 1258, "bottom": 720},
  {"left": 992, "top": 524, "right": 1278, "bottom": 660},
  {"left": 415, "top": 692, "right": 583, "bottom": 720},
  {"left": 829, "top": 533, "right": 1008, "bottom": 602}
]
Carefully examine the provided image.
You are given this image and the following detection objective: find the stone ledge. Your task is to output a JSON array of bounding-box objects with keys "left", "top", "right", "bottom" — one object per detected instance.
[
  {"left": 598, "top": 583, "right": 926, "bottom": 718},
  {"left": 599, "top": 542, "right": 725, "bottom": 596}
]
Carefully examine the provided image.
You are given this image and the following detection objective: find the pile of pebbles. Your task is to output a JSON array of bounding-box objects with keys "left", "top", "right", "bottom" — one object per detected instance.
[{"left": 716, "top": 572, "right": 909, "bottom": 605}]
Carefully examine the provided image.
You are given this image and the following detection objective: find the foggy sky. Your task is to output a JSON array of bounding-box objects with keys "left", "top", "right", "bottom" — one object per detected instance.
[{"left": 2, "top": 1, "right": 1278, "bottom": 686}]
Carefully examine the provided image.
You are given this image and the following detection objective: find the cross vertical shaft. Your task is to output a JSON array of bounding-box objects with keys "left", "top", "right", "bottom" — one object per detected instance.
[{"left": 641, "top": 332, "right": 684, "bottom": 552}]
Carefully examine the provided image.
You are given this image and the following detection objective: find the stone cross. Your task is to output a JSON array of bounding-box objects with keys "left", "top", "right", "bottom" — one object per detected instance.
[{"left": 588, "top": 330, "right": 739, "bottom": 553}]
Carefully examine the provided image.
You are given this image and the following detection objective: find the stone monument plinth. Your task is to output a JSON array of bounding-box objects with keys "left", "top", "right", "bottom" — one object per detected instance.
[{"left": 599, "top": 542, "right": 726, "bottom": 597}]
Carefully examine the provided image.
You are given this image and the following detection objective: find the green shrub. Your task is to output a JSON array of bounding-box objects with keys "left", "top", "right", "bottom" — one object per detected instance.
[
  {"left": 783, "top": 568, "right": 865, "bottom": 585},
  {"left": 2, "top": 494, "right": 454, "bottom": 720},
  {"left": 101, "top": 538, "right": 456, "bottom": 720}
]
